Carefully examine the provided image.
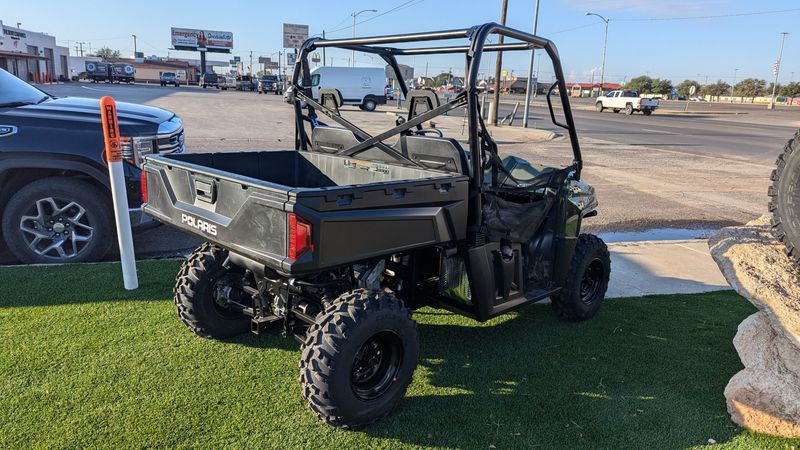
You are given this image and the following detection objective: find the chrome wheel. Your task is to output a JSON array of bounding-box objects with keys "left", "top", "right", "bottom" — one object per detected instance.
[{"left": 18, "top": 197, "right": 94, "bottom": 259}]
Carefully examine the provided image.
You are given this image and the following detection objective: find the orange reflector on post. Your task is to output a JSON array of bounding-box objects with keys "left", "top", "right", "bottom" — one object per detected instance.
[
  {"left": 100, "top": 96, "right": 122, "bottom": 163},
  {"left": 100, "top": 95, "right": 138, "bottom": 290}
]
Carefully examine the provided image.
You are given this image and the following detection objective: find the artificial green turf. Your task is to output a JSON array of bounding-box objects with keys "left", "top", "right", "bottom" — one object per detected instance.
[{"left": 1, "top": 260, "right": 798, "bottom": 449}]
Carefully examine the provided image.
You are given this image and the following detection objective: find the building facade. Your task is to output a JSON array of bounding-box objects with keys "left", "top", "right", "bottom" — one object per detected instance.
[{"left": 0, "top": 20, "right": 69, "bottom": 82}]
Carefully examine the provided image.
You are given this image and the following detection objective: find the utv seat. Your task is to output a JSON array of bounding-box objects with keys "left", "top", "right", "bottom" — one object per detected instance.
[
  {"left": 311, "top": 126, "right": 406, "bottom": 164},
  {"left": 407, "top": 89, "right": 440, "bottom": 120},
  {"left": 318, "top": 88, "right": 343, "bottom": 115},
  {"left": 401, "top": 135, "right": 470, "bottom": 175}
]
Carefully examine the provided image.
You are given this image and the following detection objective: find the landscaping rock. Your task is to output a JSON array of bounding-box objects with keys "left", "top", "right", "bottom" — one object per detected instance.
[{"left": 709, "top": 214, "right": 800, "bottom": 438}]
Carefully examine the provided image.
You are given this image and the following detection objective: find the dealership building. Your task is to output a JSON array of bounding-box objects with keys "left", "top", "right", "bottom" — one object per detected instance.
[{"left": 0, "top": 20, "right": 70, "bottom": 82}]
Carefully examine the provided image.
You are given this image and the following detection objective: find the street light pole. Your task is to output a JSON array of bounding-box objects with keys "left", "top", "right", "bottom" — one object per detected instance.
[
  {"left": 131, "top": 35, "right": 137, "bottom": 58},
  {"left": 522, "top": 0, "right": 540, "bottom": 128},
  {"left": 351, "top": 9, "right": 377, "bottom": 67},
  {"left": 586, "top": 12, "right": 609, "bottom": 97},
  {"left": 731, "top": 68, "right": 739, "bottom": 102},
  {"left": 769, "top": 32, "right": 789, "bottom": 110}
]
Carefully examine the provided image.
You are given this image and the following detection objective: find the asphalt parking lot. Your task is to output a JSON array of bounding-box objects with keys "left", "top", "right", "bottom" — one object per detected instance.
[{"left": 2, "top": 81, "right": 798, "bottom": 264}]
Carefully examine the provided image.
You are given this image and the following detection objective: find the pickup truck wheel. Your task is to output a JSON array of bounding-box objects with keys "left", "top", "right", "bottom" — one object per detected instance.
[
  {"left": 769, "top": 130, "right": 800, "bottom": 262},
  {"left": 595, "top": 102, "right": 604, "bottom": 112},
  {"left": 551, "top": 234, "right": 610, "bottom": 322},
  {"left": 1, "top": 177, "right": 113, "bottom": 264},
  {"left": 613, "top": 109, "right": 620, "bottom": 113},
  {"left": 299, "top": 289, "right": 419, "bottom": 428},
  {"left": 625, "top": 104, "right": 634, "bottom": 115},
  {"left": 643, "top": 109, "right": 652, "bottom": 116},
  {"left": 362, "top": 98, "right": 377, "bottom": 112},
  {"left": 173, "top": 243, "right": 250, "bottom": 339}
]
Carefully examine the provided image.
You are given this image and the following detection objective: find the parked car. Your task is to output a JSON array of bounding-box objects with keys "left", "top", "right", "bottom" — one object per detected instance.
[
  {"left": 257, "top": 75, "right": 282, "bottom": 94},
  {"left": 237, "top": 75, "right": 256, "bottom": 91},
  {"left": 690, "top": 97, "right": 706, "bottom": 102},
  {"left": 0, "top": 68, "right": 185, "bottom": 264},
  {"left": 141, "top": 24, "right": 609, "bottom": 429},
  {"left": 160, "top": 72, "right": 180, "bottom": 87},
  {"left": 307, "top": 66, "right": 388, "bottom": 111},
  {"left": 219, "top": 76, "right": 237, "bottom": 90},
  {"left": 595, "top": 90, "right": 659, "bottom": 115},
  {"left": 200, "top": 72, "right": 220, "bottom": 89},
  {"left": 111, "top": 63, "right": 136, "bottom": 84}
]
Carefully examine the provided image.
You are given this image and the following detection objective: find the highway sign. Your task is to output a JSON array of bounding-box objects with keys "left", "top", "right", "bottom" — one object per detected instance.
[
  {"left": 258, "top": 56, "right": 271, "bottom": 64},
  {"left": 287, "top": 53, "right": 297, "bottom": 66}
]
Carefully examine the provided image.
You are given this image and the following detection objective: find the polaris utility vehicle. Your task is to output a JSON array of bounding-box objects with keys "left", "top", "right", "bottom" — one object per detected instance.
[{"left": 142, "top": 23, "right": 610, "bottom": 428}]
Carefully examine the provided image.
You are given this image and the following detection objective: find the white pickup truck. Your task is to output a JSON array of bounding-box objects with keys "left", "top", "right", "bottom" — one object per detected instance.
[{"left": 595, "top": 90, "right": 658, "bottom": 116}]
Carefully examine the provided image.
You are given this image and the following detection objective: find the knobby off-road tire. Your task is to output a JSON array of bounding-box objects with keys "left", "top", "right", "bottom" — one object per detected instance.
[
  {"left": 299, "top": 289, "right": 419, "bottom": 428},
  {"left": 173, "top": 242, "right": 250, "bottom": 339},
  {"left": 769, "top": 129, "right": 800, "bottom": 262},
  {"left": 551, "top": 234, "right": 611, "bottom": 321}
]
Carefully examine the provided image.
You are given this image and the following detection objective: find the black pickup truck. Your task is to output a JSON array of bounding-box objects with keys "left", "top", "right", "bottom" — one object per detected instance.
[
  {"left": 143, "top": 24, "right": 610, "bottom": 429},
  {"left": 0, "top": 68, "right": 185, "bottom": 264}
]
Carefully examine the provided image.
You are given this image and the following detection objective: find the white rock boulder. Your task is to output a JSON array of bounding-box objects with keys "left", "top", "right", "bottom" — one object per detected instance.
[{"left": 709, "top": 214, "right": 800, "bottom": 438}]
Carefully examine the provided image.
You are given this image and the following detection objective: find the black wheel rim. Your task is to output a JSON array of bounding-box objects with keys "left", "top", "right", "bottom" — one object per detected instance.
[
  {"left": 580, "top": 259, "right": 605, "bottom": 305},
  {"left": 351, "top": 330, "right": 403, "bottom": 401}
]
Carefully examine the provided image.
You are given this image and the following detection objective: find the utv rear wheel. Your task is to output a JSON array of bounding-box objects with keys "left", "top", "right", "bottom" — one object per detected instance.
[
  {"left": 173, "top": 242, "right": 250, "bottom": 339},
  {"left": 551, "top": 234, "right": 610, "bottom": 321},
  {"left": 769, "top": 130, "right": 800, "bottom": 262},
  {"left": 299, "top": 289, "right": 419, "bottom": 428}
]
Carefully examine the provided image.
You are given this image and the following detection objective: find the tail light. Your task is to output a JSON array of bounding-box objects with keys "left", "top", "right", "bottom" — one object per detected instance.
[
  {"left": 140, "top": 170, "right": 148, "bottom": 203},
  {"left": 288, "top": 213, "right": 313, "bottom": 259}
]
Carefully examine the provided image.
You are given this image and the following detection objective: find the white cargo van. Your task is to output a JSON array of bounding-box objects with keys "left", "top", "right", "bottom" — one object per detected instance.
[{"left": 308, "top": 67, "right": 387, "bottom": 111}]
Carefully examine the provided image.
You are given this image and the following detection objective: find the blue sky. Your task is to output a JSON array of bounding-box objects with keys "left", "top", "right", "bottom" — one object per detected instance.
[{"left": 4, "top": 0, "right": 799, "bottom": 85}]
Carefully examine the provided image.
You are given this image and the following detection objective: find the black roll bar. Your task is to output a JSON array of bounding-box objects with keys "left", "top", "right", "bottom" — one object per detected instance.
[{"left": 291, "top": 22, "right": 584, "bottom": 235}]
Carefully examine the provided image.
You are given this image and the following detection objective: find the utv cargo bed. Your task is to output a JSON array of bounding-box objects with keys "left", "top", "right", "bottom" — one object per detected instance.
[{"left": 143, "top": 150, "right": 469, "bottom": 274}]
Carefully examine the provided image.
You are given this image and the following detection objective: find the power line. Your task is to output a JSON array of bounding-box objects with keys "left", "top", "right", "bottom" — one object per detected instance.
[
  {"left": 325, "top": 0, "right": 426, "bottom": 35},
  {"left": 614, "top": 7, "right": 800, "bottom": 22}
]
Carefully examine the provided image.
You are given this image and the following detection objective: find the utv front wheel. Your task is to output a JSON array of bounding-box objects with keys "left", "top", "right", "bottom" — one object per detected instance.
[
  {"left": 173, "top": 243, "right": 250, "bottom": 339},
  {"left": 551, "top": 234, "right": 610, "bottom": 321},
  {"left": 299, "top": 289, "right": 419, "bottom": 428},
  {"left": 769, "top": 130, "right": 800, "bottom": 262}
]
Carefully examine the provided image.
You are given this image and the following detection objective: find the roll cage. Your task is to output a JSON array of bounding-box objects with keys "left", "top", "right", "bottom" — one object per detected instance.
[{"left": 290, "top": 22, "right": 582, "bottom": 236}]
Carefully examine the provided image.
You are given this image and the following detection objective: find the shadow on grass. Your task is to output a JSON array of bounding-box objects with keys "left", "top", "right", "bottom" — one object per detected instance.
[
  {"left": 363, "top": 291, "right": 755, "bottom": 449},
  {"left": 0, "top": 259, "right": 181, "bottom": 307}
]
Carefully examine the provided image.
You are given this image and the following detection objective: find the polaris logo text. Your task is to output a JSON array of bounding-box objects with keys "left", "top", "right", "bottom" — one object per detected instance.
[{"left": 181, "top": 214, "right": 218, "bottom": 236}]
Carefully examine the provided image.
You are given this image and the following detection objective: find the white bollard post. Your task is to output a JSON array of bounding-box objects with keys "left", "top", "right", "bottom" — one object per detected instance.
[{"left": 100, "top": 96, "right": 138, "bottom": 290}]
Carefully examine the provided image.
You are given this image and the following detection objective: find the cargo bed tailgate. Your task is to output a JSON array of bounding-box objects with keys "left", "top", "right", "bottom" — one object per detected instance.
[{"left": 142, "top": 155, "right": 290, "bottom": 266}]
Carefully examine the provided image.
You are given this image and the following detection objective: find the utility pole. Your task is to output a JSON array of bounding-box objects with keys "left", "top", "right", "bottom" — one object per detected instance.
[
  {"left": 489, "top": 0, "right": 509, "bottom": 126},
  {"left": 731, "top": 68, "right": 739, "bottom": 102},
  {"left": 250, "top": 51, "right": 254, "bottom": 76},
  {"left": 322, "top": 30, "right": 326, "bottom": 66},
  {"left": 522, "top": 0, "right": 541, "bottom": 128},
  {"left": 769, "top": 32, "right": 789, "bottom": 110},
  {"left": 131, "top": 35, "right": 137, "bottom": 58},
  {"left": 351, "top": 9, "right": 377, "bottom": 67},
  {"left": 78, "top": 42, "right": 85, "bottom": 57},
  {"left": 586, "top": 12, "right": 609, "bottom": 95}
]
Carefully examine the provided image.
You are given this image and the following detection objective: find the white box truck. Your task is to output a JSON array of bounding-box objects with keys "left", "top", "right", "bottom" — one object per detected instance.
[{"left": 308, "top": 67, "right": 387, "bottom": 111}]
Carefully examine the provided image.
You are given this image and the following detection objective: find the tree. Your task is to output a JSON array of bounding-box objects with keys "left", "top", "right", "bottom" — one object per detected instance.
[
  {"left": 93, "top": 47, "right": 121, "bottom": 61},
  {"left": 676, "top": 79, "right": 700, "bottom": 97},
  {"left": 651, "top": 78, "right": 674, "bottom": 95},
  {"left": 733, "top": 78, "right": 766, "bottom": 98},
  {"left": 626, "top": 75, "right": 653, "bottom": 94},
  {"left": 781, "top": 82, "right": 800, "bottom": 105},
  {"left": 431, "top": 71, "right": 453, "bottom": 87},
  {"left": 699, "top": 80, "right": 730, "bottom": 99},
  {"left": 780, "top": 82, "right": 800, "bottom": 99}
]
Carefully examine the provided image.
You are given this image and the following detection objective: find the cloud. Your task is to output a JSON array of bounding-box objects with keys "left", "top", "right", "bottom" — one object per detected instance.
[{"left": 565, "top": 0, "right": 732, "bottom": 17}]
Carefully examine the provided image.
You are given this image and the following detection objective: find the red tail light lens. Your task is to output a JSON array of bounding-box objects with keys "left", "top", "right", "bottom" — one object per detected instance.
[
  {"left": 288, "top": 213, "right": 313, "bottom": 259},
  {"left": 140, "top": 170, "right": 148, "bottom": 203}
]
